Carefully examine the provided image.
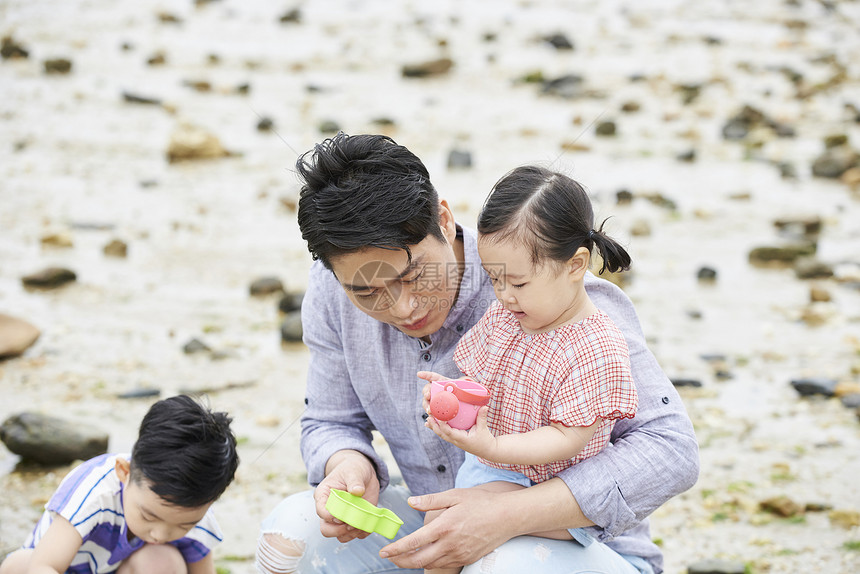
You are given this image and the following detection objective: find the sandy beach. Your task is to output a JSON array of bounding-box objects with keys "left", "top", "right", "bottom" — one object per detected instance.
[{"left": 2, "top": 0, "right": 859, "bottom": 572}]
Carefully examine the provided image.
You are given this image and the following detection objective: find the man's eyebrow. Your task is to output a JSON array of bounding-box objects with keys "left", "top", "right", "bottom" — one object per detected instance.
[{"left": 341, "top": 256, "right": 425, "bottom": 291}]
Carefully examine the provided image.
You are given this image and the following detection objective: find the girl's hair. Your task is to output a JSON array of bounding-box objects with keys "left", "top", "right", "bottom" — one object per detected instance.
[{"left": 478, "top": 165, "right": 631, "bottom": 274}]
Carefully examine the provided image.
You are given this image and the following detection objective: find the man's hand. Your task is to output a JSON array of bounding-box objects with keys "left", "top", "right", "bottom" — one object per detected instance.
[
  {"left": 425, "top": 406, "right": 498, "bottom": 460},
  {"left": 378, "top": 488, "right": 515, "bottom": 570},
  {"left": 314, "top": 450, "right": 381, "bottom": 543}
]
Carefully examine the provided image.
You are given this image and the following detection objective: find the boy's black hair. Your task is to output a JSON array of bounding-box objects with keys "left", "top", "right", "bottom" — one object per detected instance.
[
  {"left": 479, "top": 165, "right": 631, "bottom": 274},
  {"left": 296, "top": 132, "right": 446, "bottom": 271},
  {"left": 130, "top": 395, "right": 238, "bottom": 508}
]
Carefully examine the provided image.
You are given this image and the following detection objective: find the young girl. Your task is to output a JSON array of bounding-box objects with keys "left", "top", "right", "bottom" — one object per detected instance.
[{"left": 421, "top": 165, "right": 638, "bottom": 574}]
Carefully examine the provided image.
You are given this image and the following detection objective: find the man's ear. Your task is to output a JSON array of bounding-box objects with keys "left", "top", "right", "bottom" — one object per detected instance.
[
  {"left": 567, "top": 247, "right": 591, "bottom": 281},
  {"left": 115, "top": 457, "right": 131, "bottom": 484},
  {"left": 438, "top": 199, "right": 457, "bottom": 244}
]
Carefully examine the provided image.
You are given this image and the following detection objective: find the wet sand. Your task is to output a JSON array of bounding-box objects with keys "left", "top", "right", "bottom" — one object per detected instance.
[{"left": 2, "top": 1, "right": 859, "bottom": 572}]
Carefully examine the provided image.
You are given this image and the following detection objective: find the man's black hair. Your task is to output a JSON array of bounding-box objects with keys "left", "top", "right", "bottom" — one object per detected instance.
[
  {"left": 296, "top": 132, "right": 446, "bottom": 270},
  {"left": 130, "top": 395, "right": 239, "bottom": 508}
]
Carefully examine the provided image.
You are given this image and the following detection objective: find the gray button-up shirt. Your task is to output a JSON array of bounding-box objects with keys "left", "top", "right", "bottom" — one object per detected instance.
[{"left": 299, "top": 226, "right": 699, "bottom": 573}]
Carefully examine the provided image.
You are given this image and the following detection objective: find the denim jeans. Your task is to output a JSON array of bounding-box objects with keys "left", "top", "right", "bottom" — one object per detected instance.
[{"left": 256, "top": 486, "right": 653, "bottom": 574}]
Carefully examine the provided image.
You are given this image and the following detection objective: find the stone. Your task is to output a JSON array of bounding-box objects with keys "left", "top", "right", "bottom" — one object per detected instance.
[
  {"left": 257, "top": 117, "right": 274, "bottom": 132},
  {"left": 629, "top": 219, "right": 651, "bottom": 237},
  {"left": 0, "top": 413, "right": 108, "bottom": 465},
  {"left": 841, "top": 167, "right": 860, "bottom": 187},
  {"left": 318, "top": 119, "right": 340, "bottom": 134},
  {"left": 811, "top": 146, "right": 860, "bottom": 178},
  {"left": 793, "top": 258, "right": 833, "bottom": 279},
  {"left": 721, "top": 104, "right": 794, "bottom": 141},
  {"left": 620, "top": 101, "right": 641, "bottom": 113},
  {"left": 773, "top": 216, "right": 822, "bottom": 238},
  {"left": 279, "top": 8, "right": 301, "bottom": 23},
  {"left": 103, "top": 239, "right": 128, "bottom": 258},
  {"left": 447, "top": 149, "right": 473, "bottom": 169},
  {"left": 671, "top": 378, "right": 703, "bottom": 388},
  {"left": 809, "top": 285, "right": 832, "bottom": 302},
  {"left": 117, "top": 388, "right": 161, "bottom": 399},
  {"left": 595, "top": 121, "right": 617, "bottom": 137},
  {"left": 40, "top": 232, "right": 73, "bottom": 248},
  {"left": 790, "top": 377, "right": 837, "bottom": 397},
  {"left": 829, "top": 509, "right": 860, "bottom": 529},
  {"left": 122, "top": 91, "right": 161, "bottom": 105},
  {"left": 401, "top": 58, "right": 453, "bottom": 78},
  {"left": 697, "top": 266, "right": 718, "bottom": 282},
  {"left": 250, "top": 276, "right": 284, "bottom": 297},
  {"left": 542, "top": 74, "right": 586, "bottom": 99},
  {"left": 21, "top": 267, "right": 77, "bottom": 289},
  {"left": 280, "top": 311, "right": 303, "bottom": 343},
  {"left": 166, "top": 123, "right": 232, "bottom": 163},
  {"left": 542, "top": 33, "right": 574, "bottom": 50},
  {"left": 840, "top": 394, "right": 860, "bottom": 409},
  {"left": 760, "top": 495, "right": 803, "bottom": 517},
  {"left": 687, "top": 559, "right": 747, "bottom": 574},
  {"left": 748, "top": 243, "right": 816, "bottom": 267},
  {"left": 43, "top": 58, "right": 72, "bottom": 74},
  {"left": 824, "top": 133, "right": 849, "bottom": 148},
  {"left": 278, "top": 291, "right": 305, "bottom": 314},
  {"left": 616, "top": 189, "right": 634, "bottom": 205},
  {"left": 0, "top": 314, "right": 41, "bottom": 359},
  {"left": 1, "top": 35, "right": 29, "bottom": 59},
  {"left": 183, "top": 338, "right": 211, "bottom": 354}
]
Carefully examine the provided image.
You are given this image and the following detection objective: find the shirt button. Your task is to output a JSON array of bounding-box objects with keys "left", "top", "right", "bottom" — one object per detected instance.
[
  {"left": 422, "top": 352, "right": 431, "bottom": 362},
  {"left": 662, "top": 396, "right": 670, "bottom": 404},
  {"left": 422, "top": 413, "right": 429, "bottom": 421},
  {"left": 456, "top": 324, "right": 465, "bottom": 333},
  {"left": 437, "top": 465, "right": 446, "bottom": 473}
]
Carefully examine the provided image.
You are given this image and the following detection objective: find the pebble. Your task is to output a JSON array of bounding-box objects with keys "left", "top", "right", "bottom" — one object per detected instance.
[
  {"left": 318, "top": 119, "right": 340, "bottom": 134},
  {"left": 1, "top": 35, "right": 29, "bottom": 59},
  {"left": 595, "top": 120, "right": 617, "bottom": 137},
  {"left": 249, "top": 276, "right": 284, "bottom": 297},
  {"left": 748, "top": 244, "right": 816, "bottom": 267},
  {"left": 183, "top": 338, "right": 211, "bottom": 354},
  {"left": 103, "top": 239, "right": 128, "bottom": 258},
  {"left": 0, "top": 413, "right": 108, "bottom": 465},
  {"left": 687, "top": 559, "right": 747, "bottom": 574},
  {"left": 278, "top": 291, "right": 304, "bottom": 314},
  {"left": 542, "top": 74, "right": 586, "bottom": 99},
  {"left": 809, "top": 285, "right": 832, "bottom": 302},
  {"left": 447, "top": 149, "right": 473, "bottom": 169},
  {"left": 117, "top": 388, "right": 161, "bottom": 399},
  {"left": 790, "top": 377, "right": 837, "bottom": 397},
  {"left": 278, "top": 8, "right": 301, "bottom": 24},
  {"left": 401, "top": 58, "right": 453, "bottom": 78},
  {"left": 166, "top": 123, "right": 233, "bottom": 163},
  {"left": 122, "top": 91, "right": 161, "bottom": 105},
  {"left": 697, "top": 266, "right": 718, "bottom": 282},
  {"left": 43, "top": 58, "right": 72, "bottom": 74},
  {"left": 671, "top": 378, "right": 703, "bottom": 388},
  {"left": 21, "top": 267, "right": 77, "bottom": 289},
  {"left": 542, "top": 33, "right": 574, "bottom": 51},
  {"left": 257, "top": 117, "right": 274, "bottom": 132},
  {"left": 811, "top": 146, "right": 860, "bottom": 178},
  {"left": 793, "top": 258, "right": 833, "bottom": 279},
  {"left": 760, "top": 495, "right": 803, "bottom": 517},
  {"left": 0, "top": 314, "right": 41, "bottom": 359},
  {"left": 280, "top": 311, "right": 303, "bottom": 343}
]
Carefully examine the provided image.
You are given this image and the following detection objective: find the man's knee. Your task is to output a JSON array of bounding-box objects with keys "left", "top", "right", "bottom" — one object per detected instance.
[
  {"left": 255, "top": 533, "right": 305, "bottom": 574},
  {"left": 119, "top": 544, "right": 187, "bottom": 574}
]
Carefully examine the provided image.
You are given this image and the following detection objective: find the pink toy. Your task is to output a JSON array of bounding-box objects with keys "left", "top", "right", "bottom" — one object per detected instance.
[{"left": 429, "top": 379, "right": 490, "bottom": 430}]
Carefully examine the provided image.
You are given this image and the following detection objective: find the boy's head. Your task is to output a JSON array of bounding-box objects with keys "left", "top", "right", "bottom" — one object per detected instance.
[
  {"left": 296, "top": 132, "right": 446, "bottom": 271},
  {"left": 128, "top": 395, "right": 238, "bottom": 508}
]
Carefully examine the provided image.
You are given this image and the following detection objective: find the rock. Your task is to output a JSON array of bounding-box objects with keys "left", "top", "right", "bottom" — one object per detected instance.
[
  {"left": 616, "top": 189, "right": 634, "bottom": 205},
  {"left": 166, "top": 123, "right": 233, "bottom": 163},
  {"left": 0, "top": 413, "right": 108, "bottom": 465},
  {"left": 447, "top": 149, "right": 473, "bottom": 169},
  {"left": 0, "top": 314, "right": 41, "bottom": 359},
  {"left": 401, "top": 58, "right": 453, "bottom": 78},
  {"left": 809, "top": 285, "right": 832, "bottom": 302},
  {"left": 760, "top": 495, "right": 803, "bottom": 517},
  {"left": 676, "top": 149, "right": 696, "bottom": 162},
  {"left": 629, "top": 219, "right": 651, "bottom": 237},
  {"left": 147, "top": 52, "right": 167, "bottom": 66},
  {"left": 542, "top": 74, "right": 586, "bottom": 99},
  {"left": 840, "top": 394, "right": 860, "bottom": 409},
  {"left": 117, "top": 388, "right": 161, "bottom": 399},
  {"left": 183, "top": 338, "right": 211, "bottom": 354},
  {"left": 182, "top": 79, "right": 212, "bottom": 92},
  {"left": 279, "top": 8, "right": 301, "bottom": 23},
  {"left": 21, "top": 267, "right": 77, "bottom": 289},
  {"left": 122, "top": 91, "right": 162, "bottom": 105},
  {"left": 842, "top": 167, "right": 860, "bottom": 187},
  {"left": 824, "top": 133, "right": 849, "bottom": 148},
  {"left": 620, "top": 101, "right": 641, "bottom": 113},
  {"left": 595, "top": 120, "right": 617, "bottom": 137},
  {"left": 103, "top": 239, "right": 128, "bottom": 258},
  {"left": 829, "top": 509, "right": 860, "bottom": 529},
  {"left": 811, "top": 146, "right": 860, "bottom": 178},
  {"left": 40, "top": 232, "right": 74, "bottom": 248},
  {"left": 280, "top": 311, "right": 303, "bottom": 343},
  {"left": 671, "top": 378, "right": 703, "bottom": 388},
  {"left": 542, "top": 33, "right": 574, "bottom": 50},
  {"left": 721, "top": 104, "right": 794, "bottom": 140},
  {"left": 676, "top": 83, "right": 703, "bottom": 105},
  {"left": 43, "top": 58, "right": 72, "bottom": 74},
  {"left": 748, "top": 243, "right": 816, "bottom": 267},
  {"left": 257, "top": 117, "right": 274, "bottom": 132},
  {"left": 687, "top": 559, "right": 747, "bottom": 574},
  {"left": 278, "top": 291, "right": 305, "bottom": 314},
  {"left": 697, "top": 266, "right": 718, "bottom": 282},
  {"left": 250, "top": 276, "right": 284, "bottom": 297},
  {"left": 318, "top": 119, "right": 341, "bottom": 134},
  {"left": 777, "top": 161, "right": 798, "bottom": 179},
  {"left": 793, "top": 258, "right": 833, "bottom": 279},
  {"left": 773, "top": 216, "right": 822, "bottom": 238},
  {"left": 1, "top": 35, "right": 29, "bottom": 59},
  {"left": 790, "top": 377, "right": 837, "bottom": 397}
]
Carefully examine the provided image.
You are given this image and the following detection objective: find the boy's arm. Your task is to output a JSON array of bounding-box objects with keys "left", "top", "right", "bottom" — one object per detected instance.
[
  {"left": 27, "top": 515, "right": 82, "bottom": 574},
  {"left": 186, "top": 552, "right": 215, "bottom": 574},
  {"left": 427, "top": 407, "right": 600, "bottom": 465}
]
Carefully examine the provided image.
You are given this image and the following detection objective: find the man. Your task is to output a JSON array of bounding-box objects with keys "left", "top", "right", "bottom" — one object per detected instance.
[{"left": 256, "top": 133, "right": 698, "bottom": 574}]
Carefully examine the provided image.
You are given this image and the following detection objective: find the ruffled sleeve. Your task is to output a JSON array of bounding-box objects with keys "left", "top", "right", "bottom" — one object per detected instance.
[{"left": 453, "top": 302, "right": 504, "bottom": 379}]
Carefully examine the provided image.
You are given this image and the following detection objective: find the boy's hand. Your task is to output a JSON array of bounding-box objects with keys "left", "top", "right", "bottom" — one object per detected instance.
[
  {"left": 425, "top": 406, "right": 498, "bottom": 459},
  {"left": 314, "top": 450, "right": 380, "bottom": 542}
]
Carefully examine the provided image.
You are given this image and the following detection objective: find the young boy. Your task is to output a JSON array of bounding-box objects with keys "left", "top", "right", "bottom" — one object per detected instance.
[{"left": 0, "top": 395, "right": 239, "bottom": 574}]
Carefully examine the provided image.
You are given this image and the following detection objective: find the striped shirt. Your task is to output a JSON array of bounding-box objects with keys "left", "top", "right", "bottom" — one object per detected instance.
[
  {"left": 24, "top": 453, "right": 222, "bottom": 573},
  {"left": 455, "top": 302, "right": 638, "bottom": 483}
]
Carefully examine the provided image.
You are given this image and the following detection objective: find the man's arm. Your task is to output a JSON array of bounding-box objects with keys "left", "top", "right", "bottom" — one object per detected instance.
[{"left": 27, "top": 516, "right": 82, "bottom": 574}]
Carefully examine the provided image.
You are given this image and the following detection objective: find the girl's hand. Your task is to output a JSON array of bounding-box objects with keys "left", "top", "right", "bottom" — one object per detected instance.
[{"left": 425, "top": 406, "right": 497, "bottom": 459}]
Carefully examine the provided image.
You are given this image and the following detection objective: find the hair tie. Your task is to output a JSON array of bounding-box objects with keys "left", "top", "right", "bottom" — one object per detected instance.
[{"left": 587, "top": 229, "right": 596, "bottom": 241}]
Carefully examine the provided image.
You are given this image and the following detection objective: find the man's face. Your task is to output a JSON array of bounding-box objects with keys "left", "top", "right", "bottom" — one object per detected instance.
[{"left": 331, "top": 233, "right": 461, "bottom": 339}]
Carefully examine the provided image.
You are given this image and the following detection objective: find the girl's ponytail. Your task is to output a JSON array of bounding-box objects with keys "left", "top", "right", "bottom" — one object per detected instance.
[{"left": 590, "top": 219, "right": 631, "bottom": 274}]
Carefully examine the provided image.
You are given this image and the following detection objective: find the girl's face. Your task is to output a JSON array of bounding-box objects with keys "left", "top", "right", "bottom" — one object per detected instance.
[{"left": 478, "top": 236, "right": 584, "bottom": 334}]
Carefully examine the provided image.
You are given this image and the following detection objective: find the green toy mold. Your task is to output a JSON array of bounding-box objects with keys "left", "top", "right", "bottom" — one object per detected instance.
[{"left": 325, "top": 489, "right": 404, "bottom": 539}]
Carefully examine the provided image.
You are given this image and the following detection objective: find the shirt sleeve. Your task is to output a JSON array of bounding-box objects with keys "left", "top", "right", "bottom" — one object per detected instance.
[
  {"left": 299, "top": 262, "right": 390, "bottom": 490},
  {"left": 555, "top": 274, "right": 699, "bottom": 541}
]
